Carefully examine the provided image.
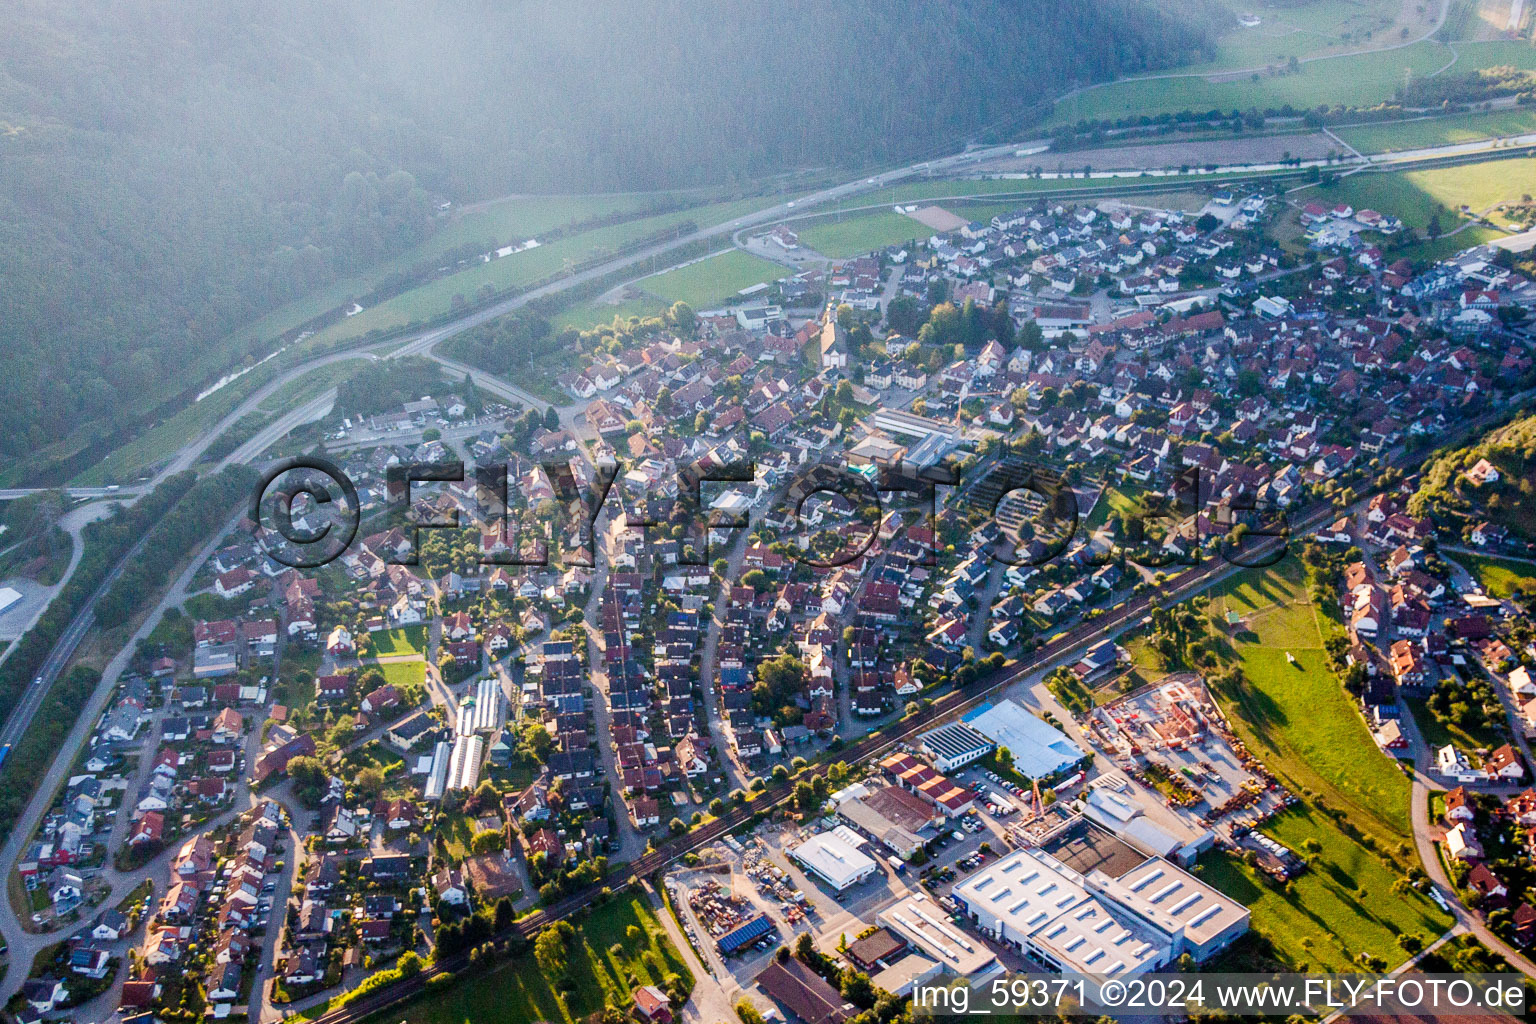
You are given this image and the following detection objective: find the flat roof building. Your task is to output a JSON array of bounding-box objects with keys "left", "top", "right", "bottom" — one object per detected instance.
[
  {"left": 870, "top": 953, "right": 942, "bottom": 998},
  {"left": 950, "top": 849, "right": 1170, "bottom": 976},
  {"left": 876, "top": 891, "right": 1002, "bottom": 981},
  {"left": 789, "top": 831, "right": 878, "bottom": 891},
  {"left": 952, "top": 847, "right": 1248, "bottom": 974},
  {"left": 917, "top": 721, "right": 994, "bottom": 772},
  {"left": 962, "top": 700, "right": 1085, "bottom": 780},
  {"left": 868, "top": 409, "right": 960, "bottom": 444},
  {"left": 1093, "top": 857, "right": 1249, "bottom": 962}
]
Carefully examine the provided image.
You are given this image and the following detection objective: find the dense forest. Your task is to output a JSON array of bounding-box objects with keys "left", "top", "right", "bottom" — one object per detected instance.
[{"left": 0, "top": 0, "right": 1221, "bottom": 475}]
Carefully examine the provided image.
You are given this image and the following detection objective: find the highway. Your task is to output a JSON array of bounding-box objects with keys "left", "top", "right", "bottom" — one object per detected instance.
[
  {"left": 0, "top": 144, "right": 993, "bottom": 746},
  {"left": 0, "top": 527, "right": 155, "bottom": 752},
  {"left": 0, "top": 111, "right": 1533, "bottom": 1017}
]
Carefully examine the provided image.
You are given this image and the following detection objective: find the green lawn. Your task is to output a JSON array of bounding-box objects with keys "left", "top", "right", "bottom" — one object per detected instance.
[
  {"left": 795, "top": 209, "right": 926, "bottom": 259},
  {"left": 73, "top": 359, "right": 285, "bottom": 484},
  {"left": 304, "top": 194, "right": 803, "bottom": 349},
  {"left": 1201, "top": 806, "right": 1450, "bottom": 972},
  {"left": 368, "top": 626, "right": 428, "bottom": 657},
  {"left": 1450, "top": 551, "right": 1536, "bottom": 600},
  {"left": 551, "top": 296, "right": 669, "bottom": 332},
  {"left": 402, "top": 893, "right": 693, "bottom": 1024},
  {"left": 253, "top": 358, "right": 369, "bottom": 417},
  {"left": 1084, "top": 484, "right": 1142, "bottom": 531},
  {"left": 365, "top": 660, "right": 427, "bottom": 690},
  {"left": 1204, "top": 560, "right": 1413, "bottom": 848},
  {"left": 638, "top": 250, "right": 785, "bottom": 308},
  {"left": 1336, "top": 108, "right": 1536, "bottom": 154},
  {"left": 1404, "top": 696, "right": 1506, "bottom": 755},
  {"left": 1048, "top": 40, "right": 1460, "bottom": 126},
  {"left": 1193, "top": 0, "right": 1416, "bottom": 72}
]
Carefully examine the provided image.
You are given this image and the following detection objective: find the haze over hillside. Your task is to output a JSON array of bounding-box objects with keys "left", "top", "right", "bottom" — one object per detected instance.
[{"left": 0, "top": 0, "right": 1220, "bottom": 475}]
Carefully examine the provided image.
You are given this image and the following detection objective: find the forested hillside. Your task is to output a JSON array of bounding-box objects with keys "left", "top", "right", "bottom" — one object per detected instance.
[{"left": 0, "top": 0, "right": 1219, "bottom": 475}]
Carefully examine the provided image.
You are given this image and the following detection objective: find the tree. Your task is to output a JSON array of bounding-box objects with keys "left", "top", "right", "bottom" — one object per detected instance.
[
  {"left": 287, "top": 755, "right": 327, "bottom": 804},
  {"left": 667, "top": 301, "right": 698, "bottom": 336},
  {"left": 471, "top": 829, "right": 505, "bottom": 854},
  {"left": 534, "top": 921, "right": 573, "bottom": 976},
  {"left": 543, "top": 406, "right": 560, "bottom": 431},
  {"left": 354, "top": 766, "right": 386, "bottom": 802}
]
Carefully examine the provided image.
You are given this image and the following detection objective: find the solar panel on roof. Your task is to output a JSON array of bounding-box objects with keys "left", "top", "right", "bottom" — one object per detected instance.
[{"left": 717, "top": 914, "right": 774, "bottom": 954}]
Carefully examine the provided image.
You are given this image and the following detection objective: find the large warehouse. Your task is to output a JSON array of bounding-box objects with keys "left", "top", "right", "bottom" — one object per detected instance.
[
  {"left": 951, "top": 847, "right": 1248, "bottom": 974},
  {"left": 916, "top": 720, "right": 994, "bottom": 772},
  {"left": 962, "top": 699, "right": 1086, "bottom": 779},
  {"left": 789, "top": 830, "right": 877, "bottom": 891}
]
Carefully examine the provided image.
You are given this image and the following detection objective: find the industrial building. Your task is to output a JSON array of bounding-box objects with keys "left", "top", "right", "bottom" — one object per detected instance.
[
  {"left": 962, "top": 700, "right": 1087, "bottom": 780},
  {"left": 788, "top": 830, "right": 877, "bottom": 891},
  {"left": 951, "top": 848, "right": 1168, "bottom": 975},
  {"left": 876, "top": 891, "right": 1003, "bottom": 981},
  {"left": 916, "top": 721, "right": 994, "bottom": 772},
  {"left": 716, "top": 913, "right": 774, "bottom": 955},
  {"left": 950, "top": 847, "right": 1247, "bottom": 975}
]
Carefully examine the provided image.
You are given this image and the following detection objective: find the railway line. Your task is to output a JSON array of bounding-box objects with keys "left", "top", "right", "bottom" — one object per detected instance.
[{"left": 299, "top": 389, "right": 1536, "bottom": 1024}]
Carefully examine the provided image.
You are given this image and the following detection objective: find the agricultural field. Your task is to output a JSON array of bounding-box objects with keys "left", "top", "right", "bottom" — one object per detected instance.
[
  {"left": 1202, "top": 560, "right": 1414, "bottom": 849},
  {"left": 1451, "top": 551, "right": 1536, "bottom": 599},
  {"left": 824, "top": 169, "right": 1268, "bottom": 214},
  {"left": 1276, "top": 155, "right": 1536, "bottom": 259},
  {"left": 1048, "top": 41, "right": 1458, "bottom": 126},
  {"left": 1048, "top": 39, "right": 1536, "bottom": 129},
  {"left": 638, "top": 250, "right": 785, "bottom": 308},
  {"left": 1336, "top": 108, "right": 1536, "bottom": 153},
  {"left": 795, "top": 209, "right": 927, "bottom": 258},
  {"left": 1202, "top": 806, "right": 1450, "bottom": 972},
  {"left": 401, "top": 893, "right": 693, "bottom": 1024},
  {"left": 219, "top": 193, "right": 694, "bottom": 361},
  {"left": 299, "top": 193, "right": 803, "bottom": 350},
  {"left": 1196, "top": 0, "right": 1429, "bottom": 72}
]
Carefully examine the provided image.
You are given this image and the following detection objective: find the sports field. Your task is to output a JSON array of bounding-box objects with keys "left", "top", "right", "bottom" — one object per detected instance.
[
  {"left": 796, "top": 209, "right": 926, "bottom": 258},
  {"left": 638, "top": 250, "right": 785, "bottom": 308}
]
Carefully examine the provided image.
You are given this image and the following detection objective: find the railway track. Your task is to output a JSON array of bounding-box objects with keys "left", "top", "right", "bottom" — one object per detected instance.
[{"left": 306, "top": 396, "right": 1532, "bottom": 1024}]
